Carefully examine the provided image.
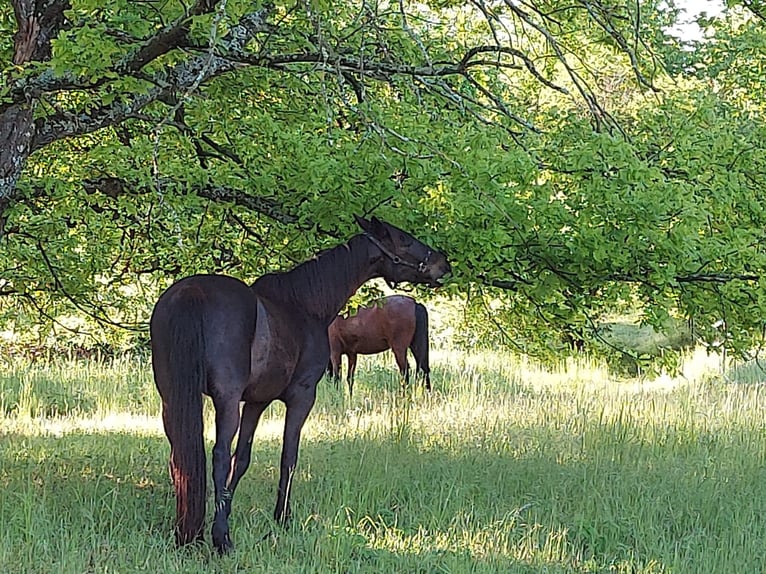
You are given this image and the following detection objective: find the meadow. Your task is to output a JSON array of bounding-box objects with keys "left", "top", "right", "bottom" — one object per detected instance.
[{"left": 1, "top": 348, "right": 766, "bottom": 573}]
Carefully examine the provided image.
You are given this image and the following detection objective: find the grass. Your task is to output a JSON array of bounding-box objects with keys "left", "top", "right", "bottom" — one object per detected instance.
[{"left": 1, "top": 348, "right": 766, "bottom": 573}]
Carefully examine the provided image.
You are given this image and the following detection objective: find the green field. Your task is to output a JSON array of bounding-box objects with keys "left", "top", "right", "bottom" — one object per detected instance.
[{"left": 1, "top": 349, "right": 766, "bottom": 573}]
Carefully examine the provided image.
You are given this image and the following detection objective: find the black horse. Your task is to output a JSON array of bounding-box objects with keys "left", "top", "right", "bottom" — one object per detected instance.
[
  {"left": 150, "top": 215, "right": 450, "bottom": 553},
  {"left": 328, "top": 295, "right": 431, "bottom": 397}
]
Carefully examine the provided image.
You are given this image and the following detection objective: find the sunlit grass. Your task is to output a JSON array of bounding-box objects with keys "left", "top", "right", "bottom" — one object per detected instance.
[{"left": 1, "top": 347, "right": 765, "bottom": 573}]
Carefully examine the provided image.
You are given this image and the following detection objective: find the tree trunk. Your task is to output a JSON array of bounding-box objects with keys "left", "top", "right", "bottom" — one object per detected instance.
[
  {"left": 1, "top": 0, "right": 69, "bottom": 229},
  {"left": 0, "top": 104, "right": 35, "bottom": 200}
]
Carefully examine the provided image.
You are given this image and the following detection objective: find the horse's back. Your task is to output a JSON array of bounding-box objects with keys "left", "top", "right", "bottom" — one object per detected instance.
[
  {"left": 151, "top": 275, "right": 257, "bottom": 387},
  {"left": 330, "top": 306, "right": 385, "bottom": 353},
  {"left": 331, "top": 295, "right": 417, "bottom": 354},
  {"left": 379, "top": 295, "right": 417, "bottom": 347},
  {"left": 384, "top": 294, "right": 416, "bottom": 310},
  {"left": 153, "top": 274, "right": 255, "bottom": 331}
]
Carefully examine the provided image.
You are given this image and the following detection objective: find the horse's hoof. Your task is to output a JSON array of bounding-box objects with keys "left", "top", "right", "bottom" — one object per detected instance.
[
  {"left": 214, "top": 534, "right": 233, "bottom": 555},
  {"left": 274, "top": 510, "right": 291, "bottom": 527},
  {"left": 212, "top": 527, "right": 233, "bottom": 554}
]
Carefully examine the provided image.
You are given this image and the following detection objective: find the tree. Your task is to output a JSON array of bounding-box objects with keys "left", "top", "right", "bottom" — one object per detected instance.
[{"left": 1, "top": 0, "right": 765, "bottom": 366}]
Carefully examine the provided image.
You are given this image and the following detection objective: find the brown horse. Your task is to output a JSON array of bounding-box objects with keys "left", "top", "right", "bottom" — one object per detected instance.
[
  {"left": 150, "top": 216, "right": 450, "bottom": 553},
  {"left": 328, "top": 295, "right": 431, "bottom": 397}
]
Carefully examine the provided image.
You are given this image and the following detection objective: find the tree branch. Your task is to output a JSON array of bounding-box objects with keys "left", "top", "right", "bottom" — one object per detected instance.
[
  {"left": 11, "top": 0, "right": 70, "bottom": 64},
  {"left": 121, "top": 0, "right": 223, "bottom": 74},
  {"left": 28, "top": 5, "right": 271, "bottom": 150},
  {"left": 488, "top": 271, "right": 761, "bottom": 292},
  {"left": 78, "top": 176, "right": 299, "bottom": 226},
  {"left": 741, "top": 0, "right": 766, "bottom": 21}
]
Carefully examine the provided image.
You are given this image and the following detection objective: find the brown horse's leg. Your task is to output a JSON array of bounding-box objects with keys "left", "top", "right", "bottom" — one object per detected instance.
[
  {"left": 410, "top": 303, "right": 431, "bottom": 391},
  {"left": 392, "top": 345, "right": 410, "bottom": 386},
  {"left": 347, "top": 353, "right": 357, "bottom": 398},
  {"left": 408, "top": 345, "right": 431, "bottom": 391},
  {"left": 274, "top": 388, "right": 317, "bottom": 524},
  {"left": 330, "top": 350, "right": 342, "bottom": 388},
  {"left": 210, "top": 398, "right": 242, "bottom": 554}
]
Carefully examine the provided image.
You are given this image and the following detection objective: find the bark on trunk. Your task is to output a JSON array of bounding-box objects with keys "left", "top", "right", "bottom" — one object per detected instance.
[
  {"left": 0, "top": 104, "right": 35, "bottom": 200},
  {"left": 1, "top": 0, "right": 69, "bottom": 228}
]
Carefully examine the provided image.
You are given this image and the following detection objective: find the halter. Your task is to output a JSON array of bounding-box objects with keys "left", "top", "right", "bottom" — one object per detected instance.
[{"left": 365, "top": 233, "right": 432, "bottom": 273}]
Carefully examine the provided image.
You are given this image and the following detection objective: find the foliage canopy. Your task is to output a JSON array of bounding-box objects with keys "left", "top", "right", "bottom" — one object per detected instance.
[{"left": 1, "top": 0, "right": 765, "bottom": 368}]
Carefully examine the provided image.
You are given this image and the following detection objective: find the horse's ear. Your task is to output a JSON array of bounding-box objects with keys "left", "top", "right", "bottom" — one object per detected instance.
[
  {"left": 354, "top": 214, "right": 371, "bottom": 231},
  {"left": 355, "top": 215, "right": 388, "bottom": 237}
]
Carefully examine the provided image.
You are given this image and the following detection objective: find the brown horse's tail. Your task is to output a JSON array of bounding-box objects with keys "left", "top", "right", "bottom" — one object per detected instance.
[
  {"left": 410, "top": 303, "right": 431, "bottom": 391},
  {"left": 162, "top": 297, "right": 207, "bottom": 546}
]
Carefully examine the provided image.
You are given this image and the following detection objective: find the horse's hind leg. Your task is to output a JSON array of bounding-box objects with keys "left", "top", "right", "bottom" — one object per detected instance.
[
  {"left": 409, "top": 344, "right": 431, "bottom": 391},
  {"left": 210, "top": 397, "right": 242, "bottom": 554},
  {"left": 410, "top": 304, "right": 431, "bottom": 391},
  {"left": 346, "top": 353, "right": 357, "bottom": 398},
  {"left": 226, "top": 401, "right": 270, "bottom": 499},
  {"left": 329, "top": 351, "right": 342, "bottom": 389},
  {"left": 274, "top": 386, "right": 318, "bottom": 524},
  {"left": 392, "top": 345, "right": 410, "bottom": 387}
]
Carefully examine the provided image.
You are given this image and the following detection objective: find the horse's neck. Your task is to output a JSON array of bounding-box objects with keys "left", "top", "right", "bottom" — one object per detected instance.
[
  {"left": 255, "top": 234, "right": 381, "bottom": 323},
  {"left": 313, "top": 234, "right": 381, "bottom": 321}
]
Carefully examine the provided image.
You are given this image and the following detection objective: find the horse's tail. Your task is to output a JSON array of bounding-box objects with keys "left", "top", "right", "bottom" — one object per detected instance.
[
  {"left": 411, "top": 303, "right": 431, "bottom": 390},
  {"left": 159, "top": 296, "right": 208, "bottom": 546}
]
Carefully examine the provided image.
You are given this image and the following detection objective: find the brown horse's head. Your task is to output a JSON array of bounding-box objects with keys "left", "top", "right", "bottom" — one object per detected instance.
[{"left": 355, "top": 215, "right": 451, "bottom": 288}]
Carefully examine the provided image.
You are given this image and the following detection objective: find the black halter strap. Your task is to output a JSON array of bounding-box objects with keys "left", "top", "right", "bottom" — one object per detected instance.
[{"left": 365, "top": 233, "right": 432, "bottom": 272}]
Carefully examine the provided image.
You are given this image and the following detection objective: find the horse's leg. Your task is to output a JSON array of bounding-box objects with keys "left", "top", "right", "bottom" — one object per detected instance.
[
  {"left": 410, "top": 303, "right": 431, "bottom": 391},
  {"left": 223, "top": 401, "right": 270, "bottom": 511},
  {"left": 274, "top": 387, "right": 317, "bottom": 524},
  {"left": 330, "top": 350, "right": 342, "bottom": 389},
  {"left": 392, "top": 345, "right": 410, "bottom": 387},
  {"left": 210, "top": 397, "right": 242, "bottom": 554},
  {"left": 409, "top": 343, "right": 431, "bottom": 391},
  {"left": 346, "top": 353, "right": 357, "bottom": 398}
]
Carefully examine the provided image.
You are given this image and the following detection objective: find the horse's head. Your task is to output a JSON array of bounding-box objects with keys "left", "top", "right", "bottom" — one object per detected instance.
[{"left": 355, "top": 215, "right": 451, "bottom": 288}]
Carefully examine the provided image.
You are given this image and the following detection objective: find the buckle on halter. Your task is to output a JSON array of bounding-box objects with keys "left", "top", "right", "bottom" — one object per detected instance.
[{"left": 418, "top": 250, "right": 432, "bottom": 273}]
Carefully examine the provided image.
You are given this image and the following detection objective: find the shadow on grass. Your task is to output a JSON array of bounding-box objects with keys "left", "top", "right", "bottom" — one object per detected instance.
[
  {"left": 0, "top": 427, "right": 538, "bottom": 573},
  {"left": 2, "top": 407, "right": 766, "bottom": 574},
  {"left": 727, "top": 359, "right": 766, "bottom": 385}
]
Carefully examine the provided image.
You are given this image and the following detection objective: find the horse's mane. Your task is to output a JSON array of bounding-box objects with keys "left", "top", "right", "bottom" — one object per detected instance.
[{"left": 252, "top": 234, "right": 371, "bottom": 320}]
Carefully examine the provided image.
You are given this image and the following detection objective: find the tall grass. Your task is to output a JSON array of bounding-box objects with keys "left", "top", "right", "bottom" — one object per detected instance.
[{"left": 1, "top": 348, "right": 765, "bottom": 573}]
